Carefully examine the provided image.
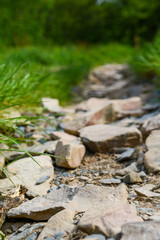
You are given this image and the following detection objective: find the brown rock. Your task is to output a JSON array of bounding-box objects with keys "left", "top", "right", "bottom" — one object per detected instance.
[
  {"left": 63, "top": 97, "right": 142, "bottom": 136},
  {"left": 37, "top": 209, "right": 75, "bottom": 240},
  {"left": 78, "top": 204, "right": 142, "bottom": 237},
  {"left": 0, "top": 156, "right": 54, "bottom": 196},
  {"left": 141, "top": 113, "right": 160, "bottom": 137},
  {"left": 123, "top": 171, "right": 142, "bottom": 184},
  {"left": 144, "top": 130, "right": 160, "bottom": 173},
  {"left": 55, "top": 141, "right": 85, "bottom": 168},
  {"left": 80, "top": 124, "right": 142, "bottom": 153}
]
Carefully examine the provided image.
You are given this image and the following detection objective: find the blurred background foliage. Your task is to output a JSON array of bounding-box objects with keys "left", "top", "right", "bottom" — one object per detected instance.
[
  {"left": 0, "top": 0, "right": 159, "bottom": 106},
  {"left": 0, "top": 0, "right": 160, "bottom": 46}
]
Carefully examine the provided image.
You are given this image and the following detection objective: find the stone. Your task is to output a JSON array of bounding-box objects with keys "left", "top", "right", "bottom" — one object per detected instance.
[
  {"left": 123, "top": 171, "right": 142, "bottom": 184},
  {"left": 149, "top": 212, "right": 160, "bottom": 221},
  {"left": 69, "top": 184, "right": 128, "bottom": 213},
  {"left": 135, "top": 184, "right": 160, "bottom": 198},
  {"left": 50, "top": 131, "right": 78, "bottom": 143},
  {"left": 144, "top": 130, "right": 160, "bottom": 173},
  {"left": 141, "top": 113, "right": 160, "bottom": 137},
  {"left": 4, "top": 143, "right": 46, "bottom": 161},
  {"left": 120, "top": 221, "right": 160, "bottom": 240},
  {"left": 43, "top": 140, "right": 58, "bottom": 154},
  {"left": 116, "top": 148, "right": 135, "bottom": 162},
  {"left": 0, "top": 156, "right": 54, "bottom": 196},
  {"left": 8, "top": 185, "right": 79, "bottom": 221},
  {"left": 55, "top": 141, "right": 85, "bottom": 168},
  {"left": 78, "top": 203, "right": 142, "bottom": 237},
  {"left": 80, "top": 124, "right": 142, "bottom": 153},
  {"left": 7, "top": 196, "right": 65, "bottom": 221},
  {"left": 116, "top": 162, "right": 139, "bottom": 176},
  {"left": 42, "top": 97, "right": 62, "bottom": 113},
  {"left": 84, "top": 234, "right": 106, "bottom": 240},
  {"left": 8, "top": 223, "right": 46, "bottom": 240},
  {"left": 99, "top": 178, "right": 121, "bottom": 185},
  {"left": 63, "top": 97, "right": 142, "bottom": 135},
  {"left": 35, "top": 175, "right": 50, "bottom": 185},
  {"left": 37, "top": 209, "right": 75, "bottom": 240}
]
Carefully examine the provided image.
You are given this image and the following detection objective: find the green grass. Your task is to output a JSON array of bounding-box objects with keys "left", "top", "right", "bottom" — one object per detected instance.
[
  {"left": 0, "top": 43, "right": 134, "bottom": 107},
  {"left": 131, "top": 32, "right": 160, "bottom": 89}
]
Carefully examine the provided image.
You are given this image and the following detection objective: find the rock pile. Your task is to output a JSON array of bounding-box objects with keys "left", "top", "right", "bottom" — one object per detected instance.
[{"left": 0, "top": 63, "right": 160, "bottom": 240}]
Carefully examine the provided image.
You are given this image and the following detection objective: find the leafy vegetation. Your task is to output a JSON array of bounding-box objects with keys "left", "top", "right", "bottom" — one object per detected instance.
[
  {"left": 131, "top": 31, "right": 160, "bottom": 88},
  {"left": 0, "top": 44, "right": 133, "bottom": 106},
  {"left": 0, "top": 0, "right": 160, "bottom": 46}
]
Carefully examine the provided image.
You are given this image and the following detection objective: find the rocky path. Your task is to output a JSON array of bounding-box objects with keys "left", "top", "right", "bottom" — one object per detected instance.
[{"left": 0, "top": 64, "right": 160, "bottom": 240}]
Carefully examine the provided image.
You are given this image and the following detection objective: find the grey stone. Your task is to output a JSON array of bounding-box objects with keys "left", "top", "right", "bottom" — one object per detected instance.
[
  {"left": 116, "top": 162, "right": 139, "bottom": 176},
  {"left": 8, "top": 223, "right": 45, "bottom": 240},
  {"left": 35, "top": 175, "right": 50, "bottom": 185},
  {"left": 84, "top": 234, "right": 106, "bottom": 240},
  {"left": 120, "top": 221, "right": 160, "bottom": 240},
  {"left": 123, "top": 171, "right": 142, "bottom": 184},
  {"left": 116, "top": 148, "right": 135, "bottom": 162},
  {"left": 7, "top": 185, "right": 79, "bottom": 221},
  {"left": 135, "top": 184, "right": 160, "bottom": 198},
  {"left": 37, "top": 209, "right": 75, "bottom": 240},
  {"left": 99, "top": 178, "right": 121, "bottom": 185}
]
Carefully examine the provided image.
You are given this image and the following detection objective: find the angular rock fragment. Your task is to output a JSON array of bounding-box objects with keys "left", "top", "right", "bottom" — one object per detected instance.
[
  {"left": 50, "top": 131, "right": 78, "bottom": 143},
  {"left": 7, "top": 197, "right": 64, "bottom": 221},
  {"left": 55, "top": 141, "right": 85, "bottom": 168},
  {"left": 63, "top": 97, "right": 142, "bottom": 135},
  {"left": 123, "top": 171, "right": 142, "bottom": 184},
  {"left": 37, "top": 209, "right": 75, "bottom": 240},
  {"left": 7, "top": 185, "right": 79, "bottom": 221},
  {"left": 8, "top": 223, "right": 46, "bottom": 240},
  {"left": 78, "top": 204, "right": 142, "bottom": 237},
  {"left": 134, "top": 185, "right": 160, "bottom": 198},
  {"left": 80, "top": 124, "right": 142, "bottom": 152},
  {"left": 141, "top": 113, "right": 160, "bottom": 137},
  {"left": 120, "top": 221, "right": 160, "bottom": 240},
  {"left": 144, "top": 130, "right": 160, "bottom": 173},
  {"left": 42, "top": 97, "right": 62, "bottom": 113},
  {"left": 116, "top": 163, "right": 139, "bottom": 176},
  {"left": 116, "top": 148, "right": 135, "bottom": 162}
]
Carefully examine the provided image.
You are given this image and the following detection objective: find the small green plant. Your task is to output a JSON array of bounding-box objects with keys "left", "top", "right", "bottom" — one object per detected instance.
[{"left": 0, "top": 230, "right": 5, "bottom": 240}]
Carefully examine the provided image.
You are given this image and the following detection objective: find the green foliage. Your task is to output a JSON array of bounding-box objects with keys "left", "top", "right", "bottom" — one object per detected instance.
[
  {"left": 131, "top": 31, "right": 160, "bottom": 86},
  {"left": 0, "top": 44, "right": 133, "bottom": 105},
  {"left": 0, "top": 0, "right": 160, "bottom": 45}
]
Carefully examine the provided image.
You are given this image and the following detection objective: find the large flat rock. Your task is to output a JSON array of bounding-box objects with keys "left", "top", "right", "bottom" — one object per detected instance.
[
  {"left": 78, "top": 204, "right": 142, "bottom": 237},
  {"left": 7, "top": 185, "right": 79, "bottom": 221},
  {"left": 0, "top": 156, "right": 54, "bottom": 196},
  {"left": 80, "top": 124, "right": 142, "bottom": 152}
]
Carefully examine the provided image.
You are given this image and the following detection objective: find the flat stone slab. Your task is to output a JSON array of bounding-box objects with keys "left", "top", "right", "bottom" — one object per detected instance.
[
  {"left": 0, "top": 156, "right": 54, "bottom": 196},
  {"left": 80, "top": 124, "right": 142, "bottom": 152}
]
